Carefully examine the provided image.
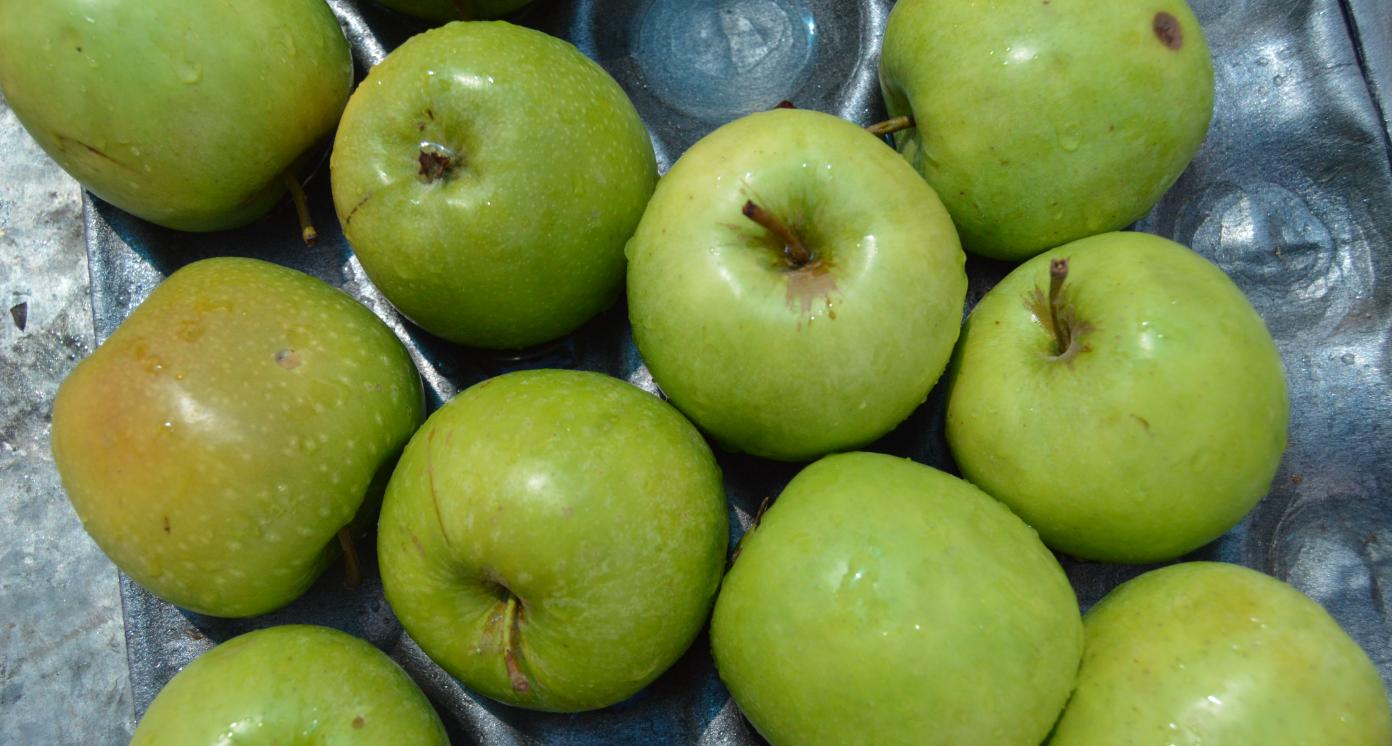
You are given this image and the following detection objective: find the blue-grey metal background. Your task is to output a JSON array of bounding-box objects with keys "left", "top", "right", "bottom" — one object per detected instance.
[{"left": 5, "top": 0, "right": 1387, "bottom": 742}]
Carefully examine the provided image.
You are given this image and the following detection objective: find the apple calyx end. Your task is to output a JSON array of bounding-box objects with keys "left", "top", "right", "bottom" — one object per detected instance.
[
  {"left": 418, "top": 147, "right": 458, "bottom": 184},
  {"left": 742, "top": 200, "right": 813, "bottom": 268}
]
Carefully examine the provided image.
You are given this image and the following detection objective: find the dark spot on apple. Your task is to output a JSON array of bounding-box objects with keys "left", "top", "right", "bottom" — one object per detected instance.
[
  {"left": 344, "top": 193, "right": 373, "bottom": 226},
  {"left": 352, "top": 716, "right": 365, "bottom": 729},
  {"left": 9, "top": 302, "right": 27, "bottom": 331},
  {"left": 409, "top": 532, "right": 427, "bottom": 556},
  {"left": 275, "top": 349, "right": 302, "bottom": 370},
  {"left": 55, "top": 134, "right": 134, "bottom": 171},
  {"left": 425, "top": 108, "right": 436, "bottom": 120},
  {"left": 999, "top": 159, "right": 1010, "bottom": 166},
  {"left": 418, "top": 150, "right": 453, "bottom": 183},
  {"left": 1130, "top": 414, "right": 1151, "bottom": 431},
  {"left": 1108, "top": 124, "right": 1116, "bottom": 132},
  {"left": 426, "top": 429, "right": 453, "bottom": 547},
  {"left": 1153, "top": 12, "right": 1183, "bottom": 50},
  {"left": 162, "top": 515, "right": 171, "bottom": 534}
]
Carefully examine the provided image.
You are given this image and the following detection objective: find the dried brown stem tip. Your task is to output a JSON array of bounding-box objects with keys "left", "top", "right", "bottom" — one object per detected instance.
[
  {"left": 282, "top": 171, "right": 317, "bottom": 247},
  {"left": 866, "top": 115, "right": 915, "bottom": 137},
  {"left": 742, "top": 200, "right": 812, "bottom": 268}
]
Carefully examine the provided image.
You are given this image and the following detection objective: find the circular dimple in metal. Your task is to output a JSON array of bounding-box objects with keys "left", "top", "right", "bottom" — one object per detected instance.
[{"left": 633, "top": 0, "right": 818, "bottom": 121}]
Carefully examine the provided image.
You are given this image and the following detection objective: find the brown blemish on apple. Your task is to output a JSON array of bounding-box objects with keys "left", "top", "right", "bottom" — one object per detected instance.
[
  {"left": 785, "top": 261, "right": 840, "bottom": 323},
  {"left": 418, "top": 150, "right": 453, "bottom": 183},
  {"left": 162, "top": 515, "right": 171, "bottom": 534},
  {"left": 409, "top": 532, "right": 428, "bottom": 556},
  {"left": 425, "top": 429, "right": 453, "bottom": 547},
  {"left": 1130, "top": 413, "right": 1151, "bottom": 431},
  {"left": 275, "top": 349, "right": 301, "bottom": 370},
  {"left": 344, "top": 193, "right": 373, "bottom": 226},
  {"left": 352, "top": 716, "right": 365, "bottom": 729},
  {"left": 1153, "top": 12, "right": 1183, "bottom": 50},
  {"left": 55, "top": 134, "right": 135, "bottom": 171}
]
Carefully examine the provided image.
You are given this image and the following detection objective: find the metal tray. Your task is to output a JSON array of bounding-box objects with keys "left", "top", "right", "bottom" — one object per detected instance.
[{"left": 83, "top": 0, "right": 1392, "bottom": 742}]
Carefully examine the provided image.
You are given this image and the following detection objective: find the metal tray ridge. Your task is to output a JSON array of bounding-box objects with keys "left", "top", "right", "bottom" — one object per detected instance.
[{"left": 78, "top": 0, "right": 1392, "bottom": 743}]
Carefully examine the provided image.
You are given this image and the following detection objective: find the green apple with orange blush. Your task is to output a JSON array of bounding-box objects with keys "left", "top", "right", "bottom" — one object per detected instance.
[{"left": 51, "top": 258, "right": 424, "bottom": 617}]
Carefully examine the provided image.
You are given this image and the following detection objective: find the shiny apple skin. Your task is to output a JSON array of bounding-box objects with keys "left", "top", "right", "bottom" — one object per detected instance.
[
  {"left": 880, "top": 0, "right": 1214, "bottom": 260},
  {"left": 51, "top": 258, "right": 424, "bottom": 617},
  {"left": 377, "top": 369, "right": 728, "bottom": 712},
  {"left": 626, "top": 108, "right": 966, "bottom": 461},
  {"left": 945, "top": 232, "right": 1288, "bottom": 563},
  {"left": 712, "top": 452, "right": 1083, "bottom": 745},
  {"left": 1051, "top": 563, "right": 1392, "bottom": 745}
]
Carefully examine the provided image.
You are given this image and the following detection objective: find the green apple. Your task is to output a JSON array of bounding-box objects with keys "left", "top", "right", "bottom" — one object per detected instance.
[
  {"left": 377, "top": 369, "right": 727, "bottom": 711},
  {"left": 131, "top": 625, "right": 448, "bottom": 744},
  {"left": 880, "top": 0, "right": 1214, "bottom": 261},
  {"left": 375, "top": 0, "right": 533, "bottom": 23},
  {"left": 712, "top": 452, "right": 1083, "bottom": 745},
  {"left": 1051, "top": 562, "right": 1392, "bottom": 745},
  {"left": 331, "top": 21, "right": 657, "bottom": 349},
  {"left": 945, "top": 232, "right": 1288, "bottom": 563},
  {"left": 51, "top": 258, "right": 424, "bottom": 617},
  {"left": 626, "top": 108, "right": 966, "bottom": 461},
  {"left": 0, "top": 0, "right": 351, "bottom": 232}
]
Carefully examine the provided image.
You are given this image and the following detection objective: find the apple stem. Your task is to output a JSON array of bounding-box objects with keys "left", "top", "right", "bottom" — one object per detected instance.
[
  {"left": 866, "top": 115, "right": 915, "bottom": 137},
  {"left": 282, "top": 171, "right": 317, "bottom": 247},
  {"left": 337, "top": 527, "right": 362, "bottom": 589},
  {"left": 1048, "top": 259, "right": 1071, "bottom": 355},
  {"left": 501, "top": 594, "right": 531, "bottom": 694},
  {"left": 742, "top": 200, "right": 812, "bottom": 268}
]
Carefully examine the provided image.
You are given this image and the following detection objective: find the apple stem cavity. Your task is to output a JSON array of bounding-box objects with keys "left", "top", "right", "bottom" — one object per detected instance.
[
  {"left": 742, "top": 200, "right": 812, "bottom": 268},
  {"left": 337, "top": 527, "right": 362, "bottom": 589},
  {"left": 866, "top": 115, "right": 915, "bottom": 138},
  {"left": 282, "top": 171, "right": 317, "bottom": 246}
]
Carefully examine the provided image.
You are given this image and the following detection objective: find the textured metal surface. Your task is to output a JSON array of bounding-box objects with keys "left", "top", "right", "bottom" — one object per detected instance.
[
  {"left": 4, "top": 0, "right": 1386, "bottom": 742},
  {"left": 0, "top": 93, "right": 134, "bottom": 743}
]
